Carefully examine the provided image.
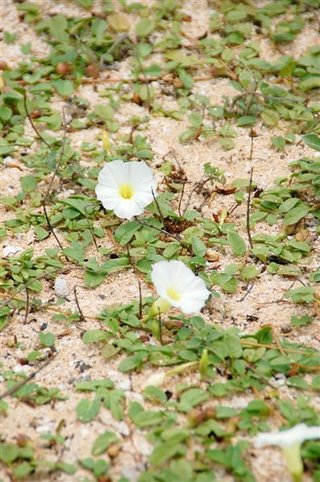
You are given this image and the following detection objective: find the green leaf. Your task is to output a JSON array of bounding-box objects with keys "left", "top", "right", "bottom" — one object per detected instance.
[
  {"left": 108, "top": 13, "right": 129, "bottom": 32},
  {"left": 245, "top": 399, "right": 269, "bottom": 416},
  {"left": 114, "top": 221, "right": 140, "bottom": 245},
  {"left": 21, "top": 175, "right": 37, "bottom": 193},
  {"left": 118, "top": 353, "right": 148, "bottom": 372},
  {"left": 39, "top": 331, "right": 55, "bottom": 347},
  {"left": 34, "top": 225, "right": 49, "bottom": 241},
  {"left": 283, "top": 204, "right": 309, "bottom": 225},
  {"left": 291, "top": 314, "right": 313, "bottom": 327},
  {"left": 178, "top": 388, "right": 209, "bottom": 412},
  {"left": 12, "top": 462, "right": 33, "bottom": 479},
  {"left": 75, "top": 379, "right": 114, "bottom": 391},
  {"left": 135, "top": 18, "right": 156, "bottom": 37},
  {"left": 299, "top": 77, "right": 320, "bottom": 92},
  {"left": 53, "top": 79, "right": 74, "bottom": 97},
  {"left": 191, "top": 236, "right": 206, "bottom": 257},
  {"left": 62, "top": 243, "right": 85, "bottom": 262},
  {"left": 285, "top": 286, "right": 315, "bottom": 304},
  {"left": 261, "top": 109, "right": 280, "bottom": 126},
  {"left": 227, "top": 230, "right": 246, "bottom": 256},
  {"left": 44, "top": 14, "right": 68, "bottom": 42},
  {"left": 312, "top": 375, "right": 320, "bottom": 392},
  {"left": 287, "top": 376, "right": 308, "bottom": 390},
  {"left": 237, "top": 115, "right": 256, "bottom": 126},
  {"left": 76, "top": 398, "right": 101, "bottom": 423},
  {"left": 82, "top": 329, "right": 109, "bottom": 344},
  {"left": 80, "top": 457, "right": 109, "bottom": 477},
  {"left": 240, "top": 264, "right": 259, "bottom": 280},
  {"left": 224, "top": 334, "right": 243, "bottom": 359},
  {"left": 93, "top": 104, "right": 114, "bottom": 122},
  {"left": 0, "top": 443, "right": 19, "bottom": 463},
  {"left": 55, "top": 462, "right": 77, "bottom": 475},
  {"left": 302, "top": 134, "right": 320, "bottom": 152},
  {"left": 92, "top": 431, "right": 119, "bottom": 455},
  {"left": 150, "top": 439, "right": 186, "bottom": 466},
  {"left": 131, "top": 410, "right": 163, "bottom": 428}
]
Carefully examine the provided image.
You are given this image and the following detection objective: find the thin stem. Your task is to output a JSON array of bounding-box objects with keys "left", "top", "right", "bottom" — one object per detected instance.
[
  {"left": 246, "top": 167, "right": 254, "bottom": 249},
  {"left": 151, "top": 188, "right": 165, "bottom": 224},
  {"left": 73, "top": 285, "right": 87, "bottom": 322},
  {"left": 42, "top": 202, "right": 67, "bottom": 255},
  {"left": 84, "top": 207, "right": 99, "bottom": 251},
  {"left": 23, "top": 286, "right": 30, "bottom": 325},
  {"left": 23, "top": 93, "right": 50, "bottom": 147},
  {"left": 138, "top": 280, "right": 142, "bottom": 319},
  {"left": 178, "top": 182, "right": 186, "bottom": 217}
]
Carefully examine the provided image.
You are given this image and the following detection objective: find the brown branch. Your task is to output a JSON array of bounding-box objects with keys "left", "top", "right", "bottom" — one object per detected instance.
[
  {"left": 73, "top": 285, "right": 87, "bottom": 322},
  {"left": 237, "top": 284, "right": 254, "bottom": 302},
  {"left": 246, "top": 167, "right": 254, "bottom": 249}
]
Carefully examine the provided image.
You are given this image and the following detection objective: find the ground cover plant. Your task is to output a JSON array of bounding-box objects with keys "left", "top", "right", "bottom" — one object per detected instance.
[{"left": 0, "top": 0, "right": 319, "bottom": 481}]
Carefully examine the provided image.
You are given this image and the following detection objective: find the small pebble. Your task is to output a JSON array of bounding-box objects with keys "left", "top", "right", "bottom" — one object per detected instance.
[
  {"left": 281, "top": 324, "right": 292, "bottom": 334},
  {"left": 121, "top": 466, "right": 142, "bottom": 482},
  {"left": 275, "top": 373, "right": 286, "bottom": 380},
  {"left": 116, "top": 378, "right": 131, "bottom": 391},
  {"left": 36, "top": 421, "right": 56, "bottom": 434},
  {"left": 118, "top": 421, "right": 130, "bottom": 436},
  {"left": 54, "top": 277, "right": 69, "bottom": 297},
  {"left": 75, "top": 360, "right": 91, "bottom": 372},
  {"left": 269, "top": 373, "right": 287, "bottom": 388}
]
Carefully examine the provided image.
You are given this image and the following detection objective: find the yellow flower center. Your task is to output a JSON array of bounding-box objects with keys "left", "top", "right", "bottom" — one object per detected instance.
[
  {"left": 119, "top": 183, "right": 134, "bottom": 199},
  {"left": 167, "top": 287, "right": 181, "bottom": 301}
]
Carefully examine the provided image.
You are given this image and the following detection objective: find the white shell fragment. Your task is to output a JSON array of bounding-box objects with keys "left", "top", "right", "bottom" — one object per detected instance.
[
  {"left": 2, "top": 245, "right": 23, "bottom": 257},
  {"left": 54, "top": 277, "right": 69, "bottom": 298}
]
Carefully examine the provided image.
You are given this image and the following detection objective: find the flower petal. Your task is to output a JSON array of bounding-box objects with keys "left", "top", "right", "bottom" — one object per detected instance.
[
  {"left": 128, "top": 161, "right": 156, "bottom": 190},
  {"left": 133, "top": 189, "right": 155, "bottom": 208},
  {"left": 97, "top": 160, "right": 129, "bottom": 188},
  {"left": 177, "top": 297, "right": 207, "bottom": 314},
  {"left": 95, "top": 184, "right": 120, "bottom": 209},
  {"left": 113, "top": 199, "right": 144, "bottom": 220}
]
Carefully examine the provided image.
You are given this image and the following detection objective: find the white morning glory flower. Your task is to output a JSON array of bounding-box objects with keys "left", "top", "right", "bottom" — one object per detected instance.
[
  {"left": 255, "top": 424, "right": 320, "bottom": 449},
  {"left": 95, "top": 160, "right": 157, "bottom": 220},
  {"left": 150, "top": 260, "right": 210, "bottom": 315},
  {"left": 255, "top": 424, "right": 320, "bottom": 482}
]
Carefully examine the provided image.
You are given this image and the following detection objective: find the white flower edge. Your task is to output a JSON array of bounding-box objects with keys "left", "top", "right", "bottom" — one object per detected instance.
[
  {"left": 151, "top": 260, "right": 210, "bottom": 314},
  {"left": 254, "top": 423, "right": 320, "bottom": 448},
  {"left": 95, "top": 160, "right": 157, "bottom": 220},
  {"left": 255, "top": 424, "right": 320, "bottom": 482}
]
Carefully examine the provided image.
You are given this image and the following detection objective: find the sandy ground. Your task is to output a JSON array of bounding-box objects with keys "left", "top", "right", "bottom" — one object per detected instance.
[{"left": 1, "top": 1, "right": 319, "bottom": 481}]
